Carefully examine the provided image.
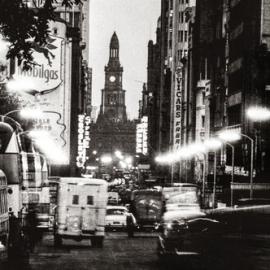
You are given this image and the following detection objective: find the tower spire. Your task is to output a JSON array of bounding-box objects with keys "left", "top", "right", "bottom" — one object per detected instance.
[{"left": 109, "top": 32, "right": 119, "bottom": 59}]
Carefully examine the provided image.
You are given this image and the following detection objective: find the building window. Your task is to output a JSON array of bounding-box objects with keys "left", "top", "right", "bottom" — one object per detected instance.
[
  {"left": 202, "top": 92, "right": 206, "bottom": 105},
  {"left": 179, "top": 11, "right": 184, "bottom": 23},
  {"left": 201, "top": 115, "right": 205, "bottom": 128},
  {"left": 186, "top": 0, "right": 189, "bottom": 4},
  {"left": 180, "top": 31, "right": 183, "bottom": 42},
  {"left": 184, "top": 30, "right": 188, "bottom": 42},
  {"left": 87, "top": 196, "right": 94, "bottom": 205},
  {"left": 178, "top": 49, "right": 182, "bottom": 60},
  {"left": 72, "top": 195, "right": 79, "bottom": 205}
]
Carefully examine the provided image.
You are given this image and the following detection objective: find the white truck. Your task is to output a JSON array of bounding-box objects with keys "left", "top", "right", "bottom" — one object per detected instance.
[{"left": 54, "top": 177, "right": 108, "bottom": 247}]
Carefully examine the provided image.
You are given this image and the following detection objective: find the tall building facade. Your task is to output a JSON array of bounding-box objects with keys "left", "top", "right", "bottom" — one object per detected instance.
[
  {"left": 147, "top": 0, "right": 196, "bottom": 181},
  {"left": 90, "top": 33, "right": 136, "bottom": 161},
  {"left": 147, "top": 18, "right": 162, "bottom": 172}
]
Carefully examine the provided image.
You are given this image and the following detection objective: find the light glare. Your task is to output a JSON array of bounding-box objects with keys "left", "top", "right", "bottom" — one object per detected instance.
[
  {"left": 246, "top": 107, "right": 270, "bottom": 121},
  {"left": 6, "top": 78, "right": 35, "bottom": 92},
  {"left": 20, "top": 108, "right": 44, "bottom": 119},
  {"left": 218, "top": 130, "right": 241, "bottom": 142},
  {"left": 101, "top": 155, "right": 112, "bottom": 164}
]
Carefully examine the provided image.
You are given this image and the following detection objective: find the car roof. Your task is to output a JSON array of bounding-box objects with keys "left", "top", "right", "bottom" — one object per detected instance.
[
  {"left": 106, "top": 206, "right": 128, "bottom": 210},
  {"left": 59, "top": 177, "right": 108, "bottom": 186}
]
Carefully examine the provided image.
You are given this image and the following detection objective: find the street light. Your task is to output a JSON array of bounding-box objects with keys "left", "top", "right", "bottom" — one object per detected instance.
[
  {"left": 20, "top": 107, "right": 67, "bottom": 146},
  {"left": 246, "top": 106, "right": 270, "bottom": 122},
  {"left": 100, "top": 155, "right": 112, "bottom": 164},
  {"left": 21, "top": 130, "right": 68, "bottom": 164},
  {"left": 218, "top": 130, "right": 254, "bottom": 199}
]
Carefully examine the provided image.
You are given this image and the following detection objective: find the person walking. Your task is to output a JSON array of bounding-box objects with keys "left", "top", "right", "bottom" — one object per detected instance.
[
  {"left": 8, "top": 210, "right": 30, "bottom": 270},
  {"left": 25, "top": 209, "right": 39, "bottom": 252}
]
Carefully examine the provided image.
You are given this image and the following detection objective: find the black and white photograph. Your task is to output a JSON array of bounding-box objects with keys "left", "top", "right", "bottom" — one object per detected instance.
[{"left": 0, "top": 0, "right": 270, "bottom": 269}]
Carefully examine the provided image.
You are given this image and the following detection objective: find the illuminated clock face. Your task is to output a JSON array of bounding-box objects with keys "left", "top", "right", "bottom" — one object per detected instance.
[{"left": 109, "top": 75, "right": 116, "bottom": 82}]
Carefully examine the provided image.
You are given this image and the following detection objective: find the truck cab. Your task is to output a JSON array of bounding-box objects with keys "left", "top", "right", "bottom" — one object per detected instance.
[
  {"left": 129, "top": 189, "right": 164, "bottom": 232},
  {"left": 54, "top": 177, "right": 108, "bottom": 247}
]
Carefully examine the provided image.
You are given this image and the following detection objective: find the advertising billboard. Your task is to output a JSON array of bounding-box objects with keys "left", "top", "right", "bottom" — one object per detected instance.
[
  {"left": 13, "top": 36, "right": 63, "bottom": 94},
  {"left": 12, "top": 22, "right": 72, "bottom": 165},
  {"left": 173, "top": 67, "right": 183, "bottom": 150}
]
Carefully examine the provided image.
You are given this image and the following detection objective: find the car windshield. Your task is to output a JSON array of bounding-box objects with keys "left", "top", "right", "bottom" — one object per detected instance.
[
  {"left": 166, "top": 191, "right": 199, "bottom": 205},
  {"left": 106, "top": 208, "right": 127, "bottom": 215}
]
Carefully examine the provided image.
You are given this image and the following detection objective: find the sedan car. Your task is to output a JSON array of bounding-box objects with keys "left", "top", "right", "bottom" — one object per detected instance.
[{"left": 105, "top": 206, "right": 136, "bottom": 231}]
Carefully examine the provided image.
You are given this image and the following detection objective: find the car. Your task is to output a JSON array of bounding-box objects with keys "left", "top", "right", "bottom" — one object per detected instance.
[
  {"left": 108, "top": 192, "right": 120, "bottom": 205},
  {"left": 105, "top": 206, "right": 136, "bottom": 231}
]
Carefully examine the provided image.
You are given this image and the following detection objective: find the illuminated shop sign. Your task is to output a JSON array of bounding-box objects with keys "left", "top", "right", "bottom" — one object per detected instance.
[
  {"left": 136, "top": 116, "right": 148, "bottom": 155},
  {"left": 173, "top": 67, "right": 182, "bottom": 150},
  {"left": 76, "top": 114, "right": 91, "bottom": 168}
]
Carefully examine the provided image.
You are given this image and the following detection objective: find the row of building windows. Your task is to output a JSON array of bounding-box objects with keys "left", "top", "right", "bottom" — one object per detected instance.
[
  {"left": 178, "top": 30, "right": 188, "bottom": 43},
  {"left": 177, "top": 49, "right": 188, "bottom": 60},
  {"left": 179, "top": 0, "right": 189, "bottom": 4},
  {"left": 169, "top": 0, "right": 189, "bottom": 9}
]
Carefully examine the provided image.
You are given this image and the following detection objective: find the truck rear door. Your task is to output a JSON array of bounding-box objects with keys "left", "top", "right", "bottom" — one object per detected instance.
[
  {"left": 67, "top": 183, "right": 102, "bottom": 234},
  {"left": 66, "top": 184, "right": 82, "bottom": 233},
  {"left": 81, "top": 184, "right": 101, "bottom": 233}
]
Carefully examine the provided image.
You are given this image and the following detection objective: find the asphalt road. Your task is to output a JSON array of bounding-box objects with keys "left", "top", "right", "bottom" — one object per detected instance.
[{"left": 4, "top": 232, "right": 270, "bottom": 270}]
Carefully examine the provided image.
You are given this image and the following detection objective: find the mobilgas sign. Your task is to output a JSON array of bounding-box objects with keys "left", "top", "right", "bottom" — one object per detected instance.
[{"left": 13, "top": 35, "right": 63, "bottom": 94}]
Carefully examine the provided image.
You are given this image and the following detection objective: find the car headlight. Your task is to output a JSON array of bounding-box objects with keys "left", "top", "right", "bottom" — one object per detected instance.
[{"left": 163, "top": 220, "right": 188, "bottom": 236}]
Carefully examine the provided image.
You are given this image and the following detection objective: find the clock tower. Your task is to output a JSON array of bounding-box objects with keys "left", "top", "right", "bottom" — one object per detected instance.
[{"left": 98, "top": 32, "right": 127, "bottom": 122}]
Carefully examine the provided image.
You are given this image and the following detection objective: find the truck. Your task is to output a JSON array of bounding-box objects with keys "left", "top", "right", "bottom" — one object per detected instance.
[
  {"left": 54, "top": 177, "right": 108, "bottom": 247},
  {"left": 129, "top": 189, "right": 164, "bottom": 235}
]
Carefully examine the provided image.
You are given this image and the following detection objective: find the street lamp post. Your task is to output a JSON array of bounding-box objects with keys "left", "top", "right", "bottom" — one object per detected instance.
[
  {"left": 224, "top": 142, "right": 235, "bottom": 206},
  {"left": 241, "top": 133, "right": 254, "bottom": 199},
  {"left": 213, "top": 151, "right": 217, "bottom": 209}
]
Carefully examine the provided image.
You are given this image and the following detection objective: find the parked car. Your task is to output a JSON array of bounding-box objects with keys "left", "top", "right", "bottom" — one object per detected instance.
[{"left": 105, "top": 206, "right": 136, "bottom": 231}]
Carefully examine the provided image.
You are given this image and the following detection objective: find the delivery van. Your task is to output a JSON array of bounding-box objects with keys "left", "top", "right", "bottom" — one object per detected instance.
[{"left": 54, "top": 178, "right": 108, "bottom": 247}]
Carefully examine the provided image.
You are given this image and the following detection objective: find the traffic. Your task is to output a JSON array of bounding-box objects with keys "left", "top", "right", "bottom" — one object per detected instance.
[{"left": 0, "top": 120, "right": 270, "bottom": 269}]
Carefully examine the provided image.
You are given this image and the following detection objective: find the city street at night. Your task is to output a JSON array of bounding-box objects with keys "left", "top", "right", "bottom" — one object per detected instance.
[
  {"left": 1, "top": 0, "right": 270, "bottom": 270},
  {"left": 7, "top": 232, "right": 269, "bottom": 270}
]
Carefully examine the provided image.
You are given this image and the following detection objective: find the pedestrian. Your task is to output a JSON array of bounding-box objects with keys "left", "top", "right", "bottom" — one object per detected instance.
[
  {"left": 25, "top": 209, "right": 39, "bottom": 252},
  {"left": 126, "top": 213, "right": 135, "bottom": 238},
  {"left": 8, "top": 210, "right": 30, "bottom": 270}
]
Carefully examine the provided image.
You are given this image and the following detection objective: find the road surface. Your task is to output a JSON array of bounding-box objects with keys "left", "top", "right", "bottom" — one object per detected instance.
[{"left": 4, "top": 232, "right": 270, "bottom": 270}]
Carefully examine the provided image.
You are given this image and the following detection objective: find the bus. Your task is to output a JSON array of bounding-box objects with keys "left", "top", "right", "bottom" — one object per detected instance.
[
  {"left": 0, "top": 122, "right": 51, "bottom": 230},
  {"left": 20, "top": 152, "right": 51, "bottom": 230},
  {"left": 162, "top": 183, "right": 201, "bottom": 212},
  {"left": 0, "top": 170, "right": 8, "bottom": 266}
]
